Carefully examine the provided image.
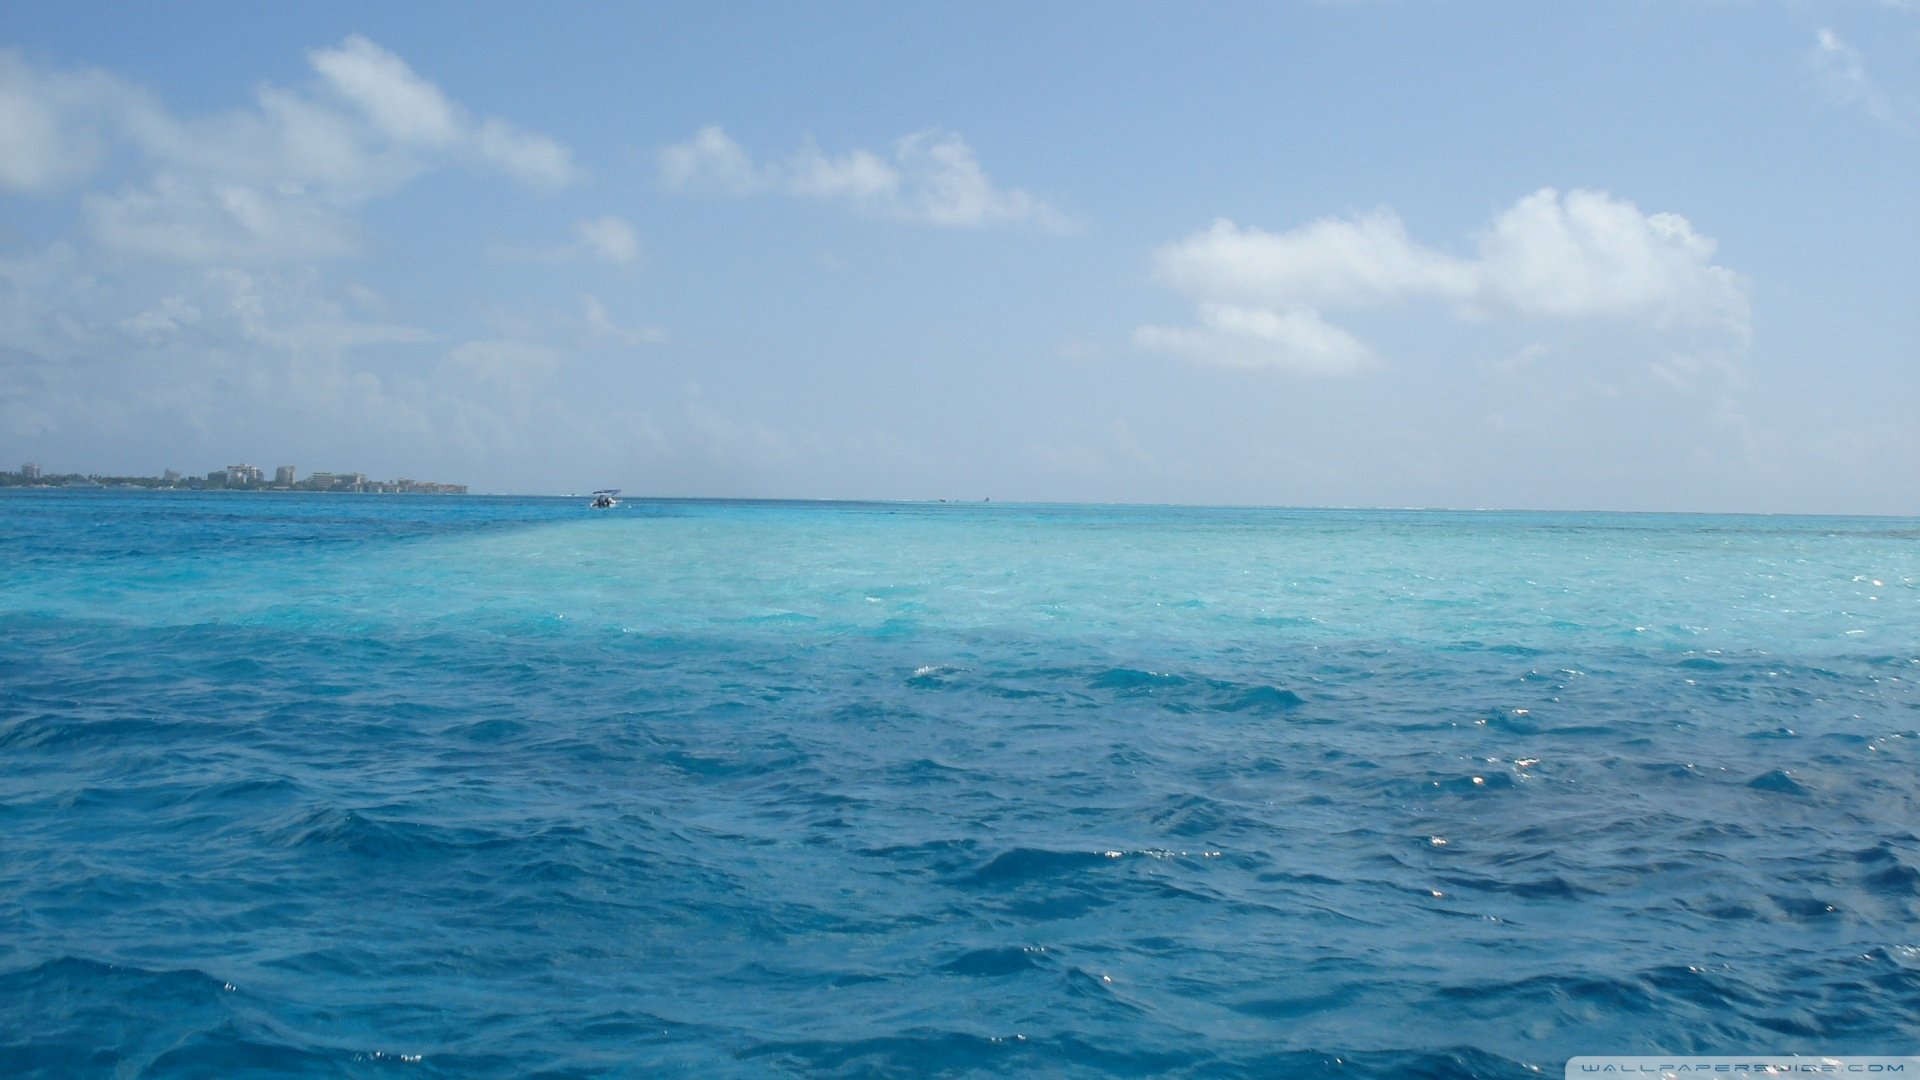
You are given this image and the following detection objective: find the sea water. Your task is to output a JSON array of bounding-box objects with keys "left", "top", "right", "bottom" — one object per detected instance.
[{"left": 2, "top": 490, "right": 1916, "bottom": 1077}]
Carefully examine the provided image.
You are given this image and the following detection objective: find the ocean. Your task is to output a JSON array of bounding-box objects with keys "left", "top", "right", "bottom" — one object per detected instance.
[{"left": 2, "top": 490, "right": 1916, "bottom": 1077}]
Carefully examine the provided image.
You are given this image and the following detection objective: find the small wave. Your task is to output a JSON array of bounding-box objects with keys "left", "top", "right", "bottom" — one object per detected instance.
[
  {"left": 888, "top": 756, "right": 975, "bottom": 787},
  {"left": 1861, "top": 861, "right": 1920, "bottom": 897},
  {"left": 1084, "top": 666, "right": 1310, "bottom": 717},
  {"left": 1745, "top": 768, "right": 1809, "bottom": 795},
  {"left": 1088, "top": 666, "right": 1188, "bottom": 692},
  {"left": 0, "top": 712, "right": 230, "bottom": 753},
  {"left": 1436, "top": 872, "right": 1596, "bottom": 900},
  {"left": 1230, "top": 984, "right": 1365, "bottom": 1020},
  {"left": 855, "top": 837, "right": 979, "bottom": 875},
  {"left": 1772, "top": 895, "right": 1842, "bottom": 920},
  {"left": 1877, "top": 944, "right": 1920, "bottom": 969},
  {"left": 739, "top": 611, "right": 820, "bottom": 626},
  {"left": 0, "top": 955, "right": 233, "bottom": 1003},
  {"left": 450, "top": 716, "right": 530, "bottom": 743},
  {"left": 1218, "top": 684, "right": 1307, "bottom": 713},
  {"left": 936, "top": 945, "right": 1052, "bottom": 977},
  {"left": 906, "top": 663, "right": 963, "bottom": 689},
  {"left": 1848, "top": 844, "right": 1920, "bottom": 898},
  {"left": 1148, "top": 793, "right": 1233, "bottom": 837},
  {"left": 660, "top": 748, "right": 810, "bottom": 778},
  {"left": 1435, "top": 970, "right": 1659, "bottom": 1016},
  {"left": 263, "top": 803, "right": 498, "bottom": 864},
  {"left": 0, "top": 956, "right": 322, "bottom": 1077},
  {"left": 957, "top": 846, "right": 1111, "bottom": 887}
]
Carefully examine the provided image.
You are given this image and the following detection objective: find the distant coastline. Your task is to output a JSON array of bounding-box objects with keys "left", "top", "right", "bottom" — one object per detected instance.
[{"left": 3, "top": 462, "right": 466, "bottom": 495}]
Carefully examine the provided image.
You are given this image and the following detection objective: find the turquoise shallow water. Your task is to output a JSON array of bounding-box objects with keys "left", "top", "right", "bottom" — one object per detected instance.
[{"left": 2, "top": 490, "right": 1918, "bottom": 1077}]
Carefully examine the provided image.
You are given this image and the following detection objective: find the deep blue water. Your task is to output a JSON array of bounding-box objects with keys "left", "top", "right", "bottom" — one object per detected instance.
[{"left": 3, "top": 490, "right": 1917, "bottom": 1077}]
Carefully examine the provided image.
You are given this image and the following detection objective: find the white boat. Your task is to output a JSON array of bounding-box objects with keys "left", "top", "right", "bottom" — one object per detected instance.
[{"left": 589, "top": 489, "right": 620, "bottom": 509}]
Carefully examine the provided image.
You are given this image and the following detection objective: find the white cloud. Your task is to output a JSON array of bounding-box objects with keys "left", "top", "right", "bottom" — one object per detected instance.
[
  {"left": 1139, "top": 188, "right": 1750, "bottom": 376},
  {"left": 85, "top": 175, "right": 365, "bottom": 264},
  {"left": 119, "top": 294, "right": 203, "bottom": 344},
  {"left": 1134, "top": 303, "right": 1378, "bottom": 376},
  {"left": 302, "top": 36, "right": 577, "bottom": 188},
  {"left": 1153, "top": 211, "right": 1473, "bottom": 310},
  {"left": 309, "top": 35, "right": 462, "bottom": 148},
  {"left": 572, "top": 215, "right": 640, "bottom": 265},
  {"left": 488, "top": 215, "right": 645, "bottom": 267},
  {"left": 0, "top": 51, "right": 117, "bottom": 192},
  {"left": 659, "top": 125, "right": 759, "bottom": 194},
  {"left": 1485, "top": 341, "right": 1552, "bottom": 373},
  {"left": 185, "top": 267, "right": 435, "bottom": 356},
  {"left": 2, "top": 38, "right": 577, "bottom": 266},
  {"left": 1475, "top": 189, "right": 1749, "bottom": 335},
  {"left": 576, "top": 294, "right": 666, "bottom": 347},
  {"left": 658, "top": 125, "right": 1074, "bottom": 231},
  {"left": 894, "top": 130, "right": 1074, "bottom": 231},
  {"left": 247, "top": 87, "right": 422, "bottom": 198},
  {"left": 788, "top": 139, "right": 899, "bottom": 203},
  {"left": 475, "top": 117, "right": 576, "bottom": 190},
  {"left": 305, "top": 36, "right": 578, "bottom": 186},
  {"left": 1812, "top": 27, "right": 1915, "bottom": 134}
]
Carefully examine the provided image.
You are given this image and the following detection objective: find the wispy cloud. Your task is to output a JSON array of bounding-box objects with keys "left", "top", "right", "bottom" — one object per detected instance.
[
  {"left": 1137, "top": 188, "right": 1750, "bottom": 376},
  {"left": 572, "top": 216, "right": 640, "bottom": 265},
  {"left": 1812, "top": 27, "right": 1915, "bottom": 134},
  {"left": 659, "top": 125, "right": 1077, "bottom": 232},
  {"left": 311, "top": 36, "right": 578, "bottom": 188},
  {"left": 0, "top": 52, "right": 125, "bottom": 192},
  {"left": 0, "top": 37, "right": 579, "bottom": 266},
  {"left": 1134, "top": 303, "right": 1379, "bottom": 376},
  {"left": 471, "top": 294, "right": 667, "bottom": 352},
  {"left": 492, "top": 216, "right": 643, "bottom": 267},
  {"left": 659, "top": 125, "right": 758, "bottom": 195}
]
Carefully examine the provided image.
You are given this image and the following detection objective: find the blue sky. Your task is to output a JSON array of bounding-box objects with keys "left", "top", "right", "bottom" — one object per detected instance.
[{"left": 2, "top": 2, "right": 1915, "bottom": 511}]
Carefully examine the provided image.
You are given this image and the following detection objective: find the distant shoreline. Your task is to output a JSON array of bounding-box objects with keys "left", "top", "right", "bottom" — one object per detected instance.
[
  {"left": 2, "top": 470, "right": 466, "bottom": 495},
  {"left": 1, "top": 484, "right": 469, "bottom": 494}
]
